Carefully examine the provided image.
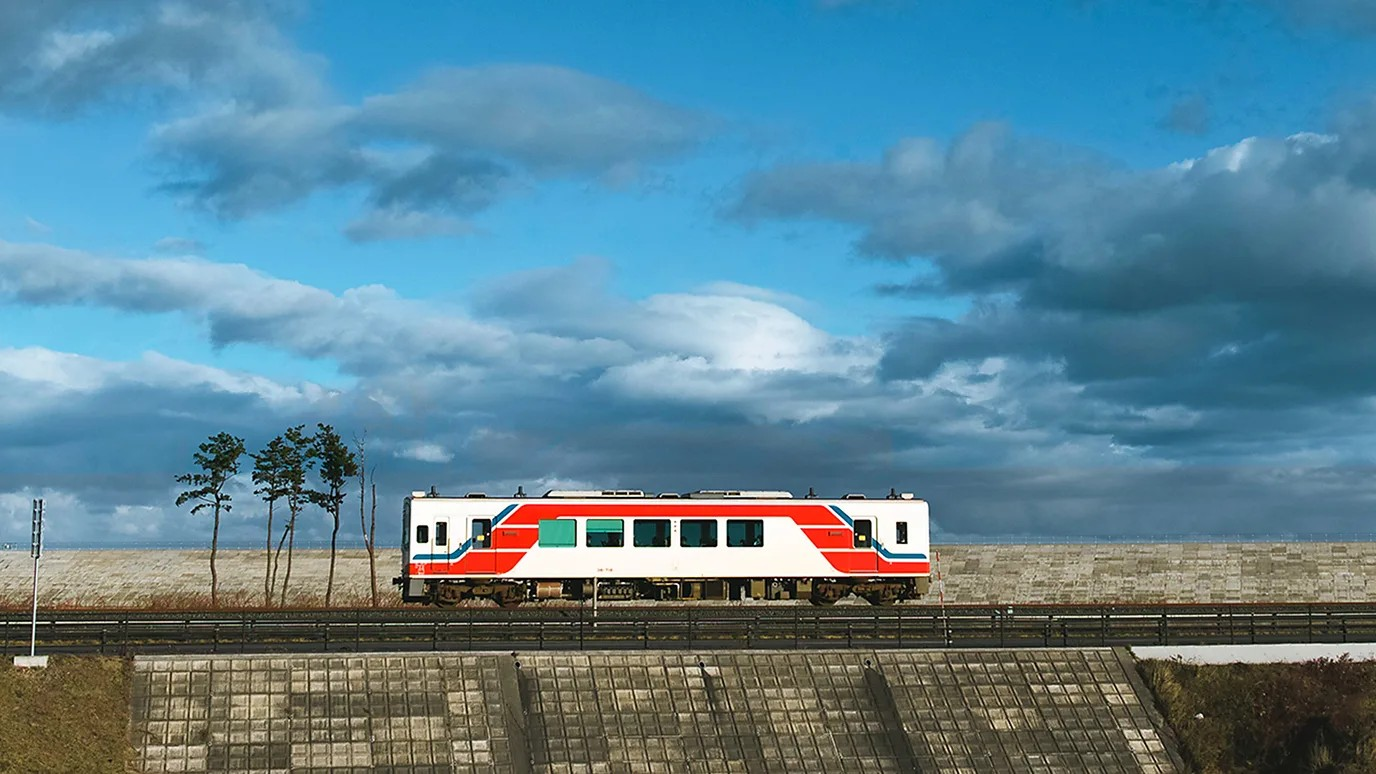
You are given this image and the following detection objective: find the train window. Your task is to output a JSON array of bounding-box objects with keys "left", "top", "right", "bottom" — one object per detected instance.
[
  {"left": 586, "top": 519, "right": 625, "bottom": 547},
  {"left": 633, "top": 519, "right": 671, "bottom": 547},
  {"left": 435, "top": 521, "right": 448, "bottom": 545},
  {"left": 538, "top": 519, "right": 576, "bottom": 547},
  {"left": 680, "top": 519, "right": 718, "bottom": 547},
  {"left": 853, "top": 519, "right": 872, "bottom": 548},
  {"left": 896, "top": 521, "right": 909, "bottom": 545},
  {"left": 471, "top": 518, "right": 492, "bottom": 548},
  {"left": 726, "top": 519, "right": 764, "bottom": 547},
  {"left": 415, "top": 524, "right": 429, "bottom": 544}
]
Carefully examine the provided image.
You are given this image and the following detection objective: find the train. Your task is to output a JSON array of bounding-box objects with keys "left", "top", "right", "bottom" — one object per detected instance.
[{"left": 393, "top": 487, "right": 931, "bottom": 606}]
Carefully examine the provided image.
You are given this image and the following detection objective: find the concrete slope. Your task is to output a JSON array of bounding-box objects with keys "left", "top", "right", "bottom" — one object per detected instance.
[{"left": 131, "top": 648, "right": 1182, "bottom": 773}]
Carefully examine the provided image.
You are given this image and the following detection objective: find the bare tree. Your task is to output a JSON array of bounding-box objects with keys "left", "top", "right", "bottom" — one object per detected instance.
[
  {"left": 310, "top": 423, "right": 358, "bottom": 606},
  {"left": 175, "top": 432, "right": 245, "bottom": 607},
  {"left": 354, "top": 431, "right": 380, "bottom": 607}
]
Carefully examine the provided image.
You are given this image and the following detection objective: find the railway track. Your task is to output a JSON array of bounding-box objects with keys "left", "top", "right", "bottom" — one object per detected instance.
[{"left": 5, "top": 603, "right": 1376, "bottom": 655}]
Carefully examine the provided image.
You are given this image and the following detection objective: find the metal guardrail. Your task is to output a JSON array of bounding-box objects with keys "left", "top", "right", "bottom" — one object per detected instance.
[{"left": 4, "top": 604, "right": 1376, "bottom": 655}]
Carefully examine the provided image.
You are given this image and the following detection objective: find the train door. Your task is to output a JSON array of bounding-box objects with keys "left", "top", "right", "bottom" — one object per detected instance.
[
  {"left": 469, "top": 517, "right": 495, "bottom": 575},
  {"left": 433, "top": 518, "right": 450, "bottom": 571},
  {"left": 853, "top": 518, "right": 878, "bottom": 573}
]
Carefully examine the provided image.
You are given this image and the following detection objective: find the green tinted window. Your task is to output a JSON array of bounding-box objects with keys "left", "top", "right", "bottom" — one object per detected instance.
[
  {"left": 538, "top": 519, "right": 576, "bottom": 547},
  {"left": 586, "top": 518, "right": 624, "bottom": 547}
]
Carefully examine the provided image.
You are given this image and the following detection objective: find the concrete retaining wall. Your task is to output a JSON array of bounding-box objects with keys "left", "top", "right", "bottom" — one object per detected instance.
[
  {"left": 5, "top": 542, "right": 1376, "bottom": 607},
  {"left": 132, "top": 648, "right": 1182, "bottom": 773}
]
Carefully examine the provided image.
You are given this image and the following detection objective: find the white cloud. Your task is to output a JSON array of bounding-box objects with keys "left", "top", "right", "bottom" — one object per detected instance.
[{"left": 394, "top": 442, "right": 454, "bottom": 464}]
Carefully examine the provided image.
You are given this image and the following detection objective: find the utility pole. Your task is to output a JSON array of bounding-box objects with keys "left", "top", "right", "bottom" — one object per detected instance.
[{"left": 15, "top": 499, "right": 46, "bottom": 668}]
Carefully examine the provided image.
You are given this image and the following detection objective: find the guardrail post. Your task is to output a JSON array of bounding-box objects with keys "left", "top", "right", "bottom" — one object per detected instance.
[
  {"left": 896, "top": 607, "right": 904, "bottom": 648},
  {"left": 846, "top": 622, "right": 853, "bottom": 649},
  {"left": 793, "top": 607, "right": 799, "bottom": 649},
  {"left": 355, "top": 611, "right": 362, "bottom": 651},
  {"left": 432, "top": 621, "right": 439, "bottom": 651},
  {"left": 1307, "top": 605, "right": 1313, "bottom": 644},
  {"left": 643, "top": 621, "right": 650, "bottom": 649},
  {"left": 99, "top": 626, "right": 107, "bottom": 655},
  {"left": 686, "top": 608, "right": 693, "bottom": 651}
]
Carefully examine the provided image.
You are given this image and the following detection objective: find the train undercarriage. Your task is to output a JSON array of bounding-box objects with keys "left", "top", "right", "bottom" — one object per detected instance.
[{"left": 419, "top": 576, "right": 930, "bottom": 607}]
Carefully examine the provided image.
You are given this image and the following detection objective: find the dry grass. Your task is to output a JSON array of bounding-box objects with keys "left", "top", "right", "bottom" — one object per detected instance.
[
  {"left": 0, "top": 656, "right": 134, "bottom": 773},
  {"left": 0, "top": 588, "right": 403, "bottom": 613},
  {"left": 1142, "top": 657, "right": 1376, "bottom": 773}
]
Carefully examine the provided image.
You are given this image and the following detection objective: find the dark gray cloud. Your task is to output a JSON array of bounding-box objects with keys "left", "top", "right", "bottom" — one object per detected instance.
[
  {"left": 0, "top": 0, "right": 320, "bottom": 116},
  {"left": 6, "top": 241, "right": 1376, "bottom": 545},
  {"left": 355, "top": 66, "right": 711, "bottom": 176},
  {"left": 734, "top": 115, "right": 1376, "bottom": 469},
  {"left": 0, "top": 3, "right": 712, "bottom": 240},
  {"left": 153, "top": 64, "right": 712, "bottom": 236}
]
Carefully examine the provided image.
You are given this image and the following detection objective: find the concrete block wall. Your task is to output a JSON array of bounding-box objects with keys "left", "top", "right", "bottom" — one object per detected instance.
[
  {"left": 131, "top": 649, "right": 1182, "bottom": 773},
  {"left": 8, "top": 542, "right": 1376, "bottom": 607}
]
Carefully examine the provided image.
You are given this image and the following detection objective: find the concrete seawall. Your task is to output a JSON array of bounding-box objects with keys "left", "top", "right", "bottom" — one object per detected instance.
[
  {"left": 3, "top": 542, "right": 1374, "bottom": 607},
  {"left": 132, "top": 648, "right": 1183, "bottom": 772}
]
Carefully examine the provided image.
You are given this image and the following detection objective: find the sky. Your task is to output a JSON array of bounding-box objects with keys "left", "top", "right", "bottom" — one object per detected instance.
[{"left": 4, "top": 0, "right": 1376, "bottom": 548}]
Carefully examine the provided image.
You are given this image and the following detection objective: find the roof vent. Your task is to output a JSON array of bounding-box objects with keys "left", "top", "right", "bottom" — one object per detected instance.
[
  {"left": 543, "top": 489, "right": 646, "bottom": 498},
  {"left": 842, "top": 493, "right": 866, "bottom": 500},
  {"left": 900, "top": 492, "right": 915, "bottom": 500},
  {"left": 465, "top": 492, "right": 488, "bottom": 498},
  {"left": 410, "top": 490, "right": 427, "bottom": 498},
  {"left": 686, "top": 490, "right": 793, "bottom": 499}
]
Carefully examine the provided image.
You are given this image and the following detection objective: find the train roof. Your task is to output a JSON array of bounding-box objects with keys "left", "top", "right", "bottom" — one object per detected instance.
[{"left": 409, "top": 488, "right": 921, "bottom": 501}]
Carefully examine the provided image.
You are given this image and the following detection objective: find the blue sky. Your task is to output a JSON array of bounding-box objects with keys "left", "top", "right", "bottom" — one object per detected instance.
[{"left": 3, "top": 0, "right": 1376, "bottom": 547}]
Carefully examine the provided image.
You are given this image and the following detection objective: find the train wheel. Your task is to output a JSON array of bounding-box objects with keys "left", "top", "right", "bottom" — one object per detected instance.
[
  {"left": 433, "top": 584, "right": 462, "bottom": 608},
  {"left": 492, "top": 584, "right": 527, "bottom": 608}
]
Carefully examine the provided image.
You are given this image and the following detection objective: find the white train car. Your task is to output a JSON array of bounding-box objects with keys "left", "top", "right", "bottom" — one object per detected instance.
[{"left": 394, "top": 488, "right": 930, "bottom": 606}]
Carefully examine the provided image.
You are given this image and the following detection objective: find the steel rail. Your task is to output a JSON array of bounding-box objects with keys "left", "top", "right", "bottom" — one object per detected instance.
[{"left": 5, "top": 603, "right": 1376, "bottom": 655}]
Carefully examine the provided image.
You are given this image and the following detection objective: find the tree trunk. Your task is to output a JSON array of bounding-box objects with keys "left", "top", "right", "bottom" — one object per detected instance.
[
  {"left": 326, "top": 506, "right": 339, "bottom": 606},
  {"left": 272, "top": 518, "right": 290, "bottom": 604},
  {"left": 280, "top": 510, "right": 296, "bottom": 607},
  {"left": 264, "top": 499, "right": 275, "bottom": 607},
  {"left": 210, "top": 504, "right": 220, "bottom": 607},
  {"left": 368, "top": 481, "right": 378, "bottom": 607}
]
